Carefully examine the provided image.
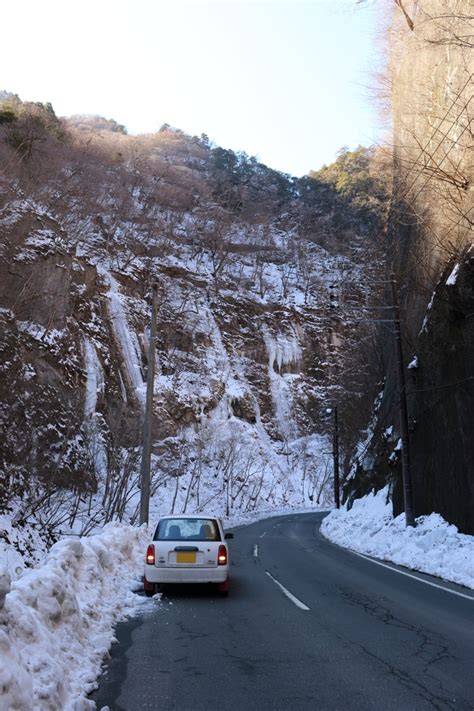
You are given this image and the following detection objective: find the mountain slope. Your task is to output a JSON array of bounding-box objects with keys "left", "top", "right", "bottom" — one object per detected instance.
[{"left": 0, "top": 103, "right": 386, "bottom": 558}]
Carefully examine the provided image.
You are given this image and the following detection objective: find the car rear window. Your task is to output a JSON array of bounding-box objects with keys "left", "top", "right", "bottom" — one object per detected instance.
[{"left": 154, "top": 518, "right": 221, "bottom": 541}]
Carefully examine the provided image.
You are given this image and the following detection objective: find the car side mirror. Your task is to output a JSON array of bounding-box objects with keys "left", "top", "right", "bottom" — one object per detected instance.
[{"left": 224, "top": 533, "right": 234, "bottom": 540}]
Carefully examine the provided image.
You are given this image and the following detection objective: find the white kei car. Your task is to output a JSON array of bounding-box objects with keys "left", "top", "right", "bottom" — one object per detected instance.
[{"left": 144, "top": 514, "right": 233, "bottom": 596}]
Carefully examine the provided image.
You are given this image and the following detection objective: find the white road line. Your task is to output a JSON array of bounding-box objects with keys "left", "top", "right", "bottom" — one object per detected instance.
[
  {"left": 259, "top": 531, "right": 267, "bottom": 539},
  {"left": 253, "top": 544, "right": 259, "bottom": 559},
  {"left": 350, "top": 550, "right": 474, "bottom": 602},
  {"left": 265, "top": 571, "right": 310, "bottom": 611}
]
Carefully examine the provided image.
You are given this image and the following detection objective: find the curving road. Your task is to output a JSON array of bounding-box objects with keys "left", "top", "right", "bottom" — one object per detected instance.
[{"left": 91, "top": 513, "right": 474, "bottom": 711}]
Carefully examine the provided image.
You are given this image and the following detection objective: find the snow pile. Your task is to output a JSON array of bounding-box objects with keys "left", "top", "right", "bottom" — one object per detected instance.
[
  {"left": 0, "top": 522, "right": 151, "bottom": 710},
  {"left": 0, "top": 514, "right": 48, "bottom": 575},
  {"left": 321, "top": 487, "right": 474, "bottom": 589}
]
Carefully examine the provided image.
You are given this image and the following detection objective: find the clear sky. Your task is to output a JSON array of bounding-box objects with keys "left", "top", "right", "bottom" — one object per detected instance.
[{"left": 1, "top": 0, "right": 385, "bottom": 177}]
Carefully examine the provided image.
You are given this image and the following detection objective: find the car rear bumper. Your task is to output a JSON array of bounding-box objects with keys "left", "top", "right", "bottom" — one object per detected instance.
[{"left": 145, "top": 564, "right": 229, "bottom": 584}]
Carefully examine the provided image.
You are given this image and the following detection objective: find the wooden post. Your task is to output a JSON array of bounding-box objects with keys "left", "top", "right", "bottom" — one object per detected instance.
[
  {"left": 391, "top": 274, "right": 416, "bottom": 527},
  {"left": 333, "top": 406, "right": 340, "bottom": 509},
  {"left": 139, "top": 284, "right": 158, "bottom": 526}
]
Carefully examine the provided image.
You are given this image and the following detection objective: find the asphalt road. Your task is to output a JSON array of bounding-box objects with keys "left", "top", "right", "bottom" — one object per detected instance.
[{"left": 91, "top": 512, "right": 474, "bottom": 711}]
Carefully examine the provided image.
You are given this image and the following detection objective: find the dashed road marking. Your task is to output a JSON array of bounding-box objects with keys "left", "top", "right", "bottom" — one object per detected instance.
[
  {"left": 259, "top": 531, "right": 267, "bottom": 539},
  {"left": 265, "top": 571, "right": 310, "bottom": 611},
  {"left": 253, "top": 544, "right": 259, "bottom": 560}
]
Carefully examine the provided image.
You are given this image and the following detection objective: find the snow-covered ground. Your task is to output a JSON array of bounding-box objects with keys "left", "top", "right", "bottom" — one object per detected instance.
[
  {"left": 321, "top": 487, "right": 474, "bottom": 590},
  {"left": 1, "top": 522, "right": 150, "bottom": 711}
]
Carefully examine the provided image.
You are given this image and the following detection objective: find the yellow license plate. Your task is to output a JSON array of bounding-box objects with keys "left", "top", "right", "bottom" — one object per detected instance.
[{"left": 176, "top": 551, "right": 196, "bottom": 564}]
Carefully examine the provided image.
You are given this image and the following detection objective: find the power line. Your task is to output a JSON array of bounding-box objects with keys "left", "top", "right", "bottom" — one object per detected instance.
[
  {"left": 396, "top": 73, "right": 473, "bottom": 204},
  {"left": 412, "top": 375, "right": 474, "bottom": 393}
]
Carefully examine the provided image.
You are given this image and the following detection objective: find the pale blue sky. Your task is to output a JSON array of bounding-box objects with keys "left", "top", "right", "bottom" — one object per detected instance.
[{"left": 1, "top": 0, "right": 385, "bottom": 176}]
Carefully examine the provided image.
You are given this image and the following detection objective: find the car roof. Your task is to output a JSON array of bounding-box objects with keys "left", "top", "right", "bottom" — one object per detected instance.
[{"left": 157, "top": 514, "right": 221, "bottom": 520}]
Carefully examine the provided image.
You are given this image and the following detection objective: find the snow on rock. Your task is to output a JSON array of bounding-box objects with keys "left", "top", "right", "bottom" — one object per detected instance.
[
  {"left": 82, "top": 337, "right": 108, "bottom": 478},
  {"left": 346, "top": 389, "right": 384, "bottom": 480},
  {"left": 389, "top": 438, "right": 402, "bottom": 463},
  {"left": 263, "top": 328, "right": 301, "bottom": 374},
  {"left": 104, "top": 272, "right": 146, "bottom": 406},
  {"left": 17, "top": 321, "right": 65, "bottom": 347},
  {"left": 82, "top": 338, "right": 104, "bottom": 418},
  {"left": 446, "top": 263, "right": 460, "bottom": 286},
  {"left": 419, "top": 290, "right": 436, "bottom": 335},
  {"left": 0, "top": 523, "right": 151, "bottom": 710},
  {"left": 321, "top": 487, "right": 474, "bottom": 589},
  {"left": 262, "top": 326, "right": 301, "bottom": 441}
]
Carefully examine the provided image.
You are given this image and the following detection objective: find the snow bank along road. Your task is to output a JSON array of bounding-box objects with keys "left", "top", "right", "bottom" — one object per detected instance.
[{"left": 92, "top": 513, "right": 474, "bottom": 711}]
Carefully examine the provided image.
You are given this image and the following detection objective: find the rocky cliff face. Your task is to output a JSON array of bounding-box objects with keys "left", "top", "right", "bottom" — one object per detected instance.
[
  {"left": 344, "top": 1, "right": 474, "bottom": 534},
  {"left": 0, "top": 112, "right": 385, "bottom": 555},
  {"left": 409, "top": 250, "right": 474, "bottom": 533}
]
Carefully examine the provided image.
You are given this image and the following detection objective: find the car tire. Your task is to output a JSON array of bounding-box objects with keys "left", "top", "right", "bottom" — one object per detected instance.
[
  {"left": 143, "top": 579, "right": 155, "bottom": 597},
  {"left": 217, "top": 580, "right": 229, "bottom": 597}
]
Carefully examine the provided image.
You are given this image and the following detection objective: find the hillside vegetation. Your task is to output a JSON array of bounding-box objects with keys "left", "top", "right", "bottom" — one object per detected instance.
[{"left": 0, "top": 95, "right": 388, "bottom": 557}]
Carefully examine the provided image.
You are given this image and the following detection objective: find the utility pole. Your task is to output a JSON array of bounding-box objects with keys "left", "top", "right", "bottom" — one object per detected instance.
[
  {"left": 139, "top": 283, "right": 158, "bottom": 526},
  {"left": 390, "top": 274, "right": 416, "bottom": 527},
  {"left": 333, "top": 406, "right": 340, "bottom": 509}
]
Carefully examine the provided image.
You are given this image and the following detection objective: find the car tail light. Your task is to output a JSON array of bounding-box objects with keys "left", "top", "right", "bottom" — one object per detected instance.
[
  {"left": 218, "top": 545, "right": 227, "bottom": 565},
  {"left": 146, "top": 544, "right": 155, "bottom": 565}
]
